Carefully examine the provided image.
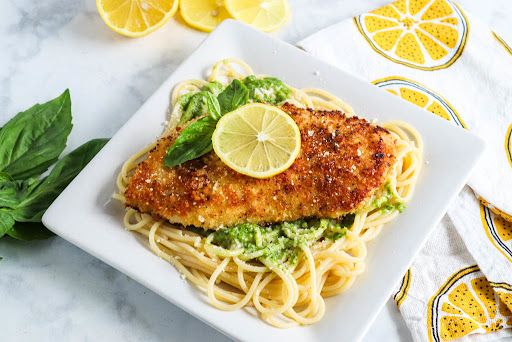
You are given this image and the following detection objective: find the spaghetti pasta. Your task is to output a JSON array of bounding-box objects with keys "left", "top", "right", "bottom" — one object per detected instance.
[{"left": 114, "top": 59, "right": 422, "bottom": 328}]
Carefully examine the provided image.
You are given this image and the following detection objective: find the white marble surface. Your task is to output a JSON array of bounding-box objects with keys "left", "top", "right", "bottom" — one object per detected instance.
[{"left": 1, "top": 1, "right": 512, "bottom": 341}]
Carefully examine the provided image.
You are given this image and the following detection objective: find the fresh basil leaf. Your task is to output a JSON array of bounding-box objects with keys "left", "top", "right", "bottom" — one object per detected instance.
[
  {"left": 0, "top": 172, "right": 13, "bottom": 182},
  {"left": 0, "top": 178, "right": 41, "bottom": 209},
  {"left": 7, "top": 222, "right": 54, "bottom": 241},
  {"left": 243, "top": 76, "right": 292, "bottom": 106},
  {"left": 165, "top": 116, "right": 217, "bottom": 168},
  {"left": 0, "top": 211, "right": 15, "bottom": 238},
  {"left": 217, "top": 79, "right": 249, "bottom": 115},
  {"left": 205, "top": 92, "right": 221, "bottom": 121},
  {"left": 0, "top": 89, "right": 73, "bottom": 180},
  {"left": 7, "top": 138, "right": 108, "bottom": 222}
]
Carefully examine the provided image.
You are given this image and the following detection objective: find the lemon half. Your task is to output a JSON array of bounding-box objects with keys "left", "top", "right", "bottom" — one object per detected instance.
[
  {"left": 225, "top": 0, "right": 290, "bottom": 32},
  {"left": 180, "top": 0, "right": 231, "bottom": 33},
  {"left": 212, "top": 103, "right": 300, "bottom": 179},
  {"left": 97, "top": 0, "right": 179, "bottom": 37}
]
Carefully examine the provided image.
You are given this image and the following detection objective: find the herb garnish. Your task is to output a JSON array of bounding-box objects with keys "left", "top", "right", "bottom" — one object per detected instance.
[
  {"left": 165, "top": 79, "right": 251, "bottom": 167},
  {"left": 0, "top": 90, "right": 107, "bottom": 241},
  {"left": 164, "top": 77, "right": 292, "bottom": 168}
]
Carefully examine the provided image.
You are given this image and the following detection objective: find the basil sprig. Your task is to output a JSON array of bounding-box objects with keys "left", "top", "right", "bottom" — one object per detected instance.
[
  {"left": 0, "top": 90, "right": 108, "bottom": 241},
  {"left": 164, "top": 116, "right": 217, "bottom": 168},
  {"left": 165, "top": 79, "right": 249, "bottom": 167}
]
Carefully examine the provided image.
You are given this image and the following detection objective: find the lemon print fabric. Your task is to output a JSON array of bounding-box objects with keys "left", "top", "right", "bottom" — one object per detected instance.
[
  {"left": 354, "top": 0, "right": 469, "bottom": 70},
  {"left": 480, "top": 203, "right": 512, "bottom": 263},
  {"left": 373, "top": 76, "right": 466, "bottom": 127},
  {"left": 427, "top": 265, "right": 512, "bottom": 341},
  {"left": 394, "top": 269, "right": 412, "bottom": 308},
  {"left": 493, "top": 32, "right": 512, "bottom": 56},
  {"left": 506, "top": 123, "right": 512, "bottom": 167}
]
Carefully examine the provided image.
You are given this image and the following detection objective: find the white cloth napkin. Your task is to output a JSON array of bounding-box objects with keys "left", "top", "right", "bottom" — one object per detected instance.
[{"left": 298, "top": 1, "right": 512, "bottom": 341}]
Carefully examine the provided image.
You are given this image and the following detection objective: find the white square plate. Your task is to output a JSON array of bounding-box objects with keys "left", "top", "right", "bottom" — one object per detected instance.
[{"left": 43, "top": 20, "right": 485, "bottom": 342}]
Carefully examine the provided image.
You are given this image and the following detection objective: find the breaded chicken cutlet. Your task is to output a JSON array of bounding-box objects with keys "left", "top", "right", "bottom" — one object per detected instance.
[{"left": 124, "top": 103, "right": 398, "bottom": 230}]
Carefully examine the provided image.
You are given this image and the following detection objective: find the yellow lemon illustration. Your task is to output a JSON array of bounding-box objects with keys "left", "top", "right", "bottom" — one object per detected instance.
[
  {"left": 355, "top": 0, "right": 469, "bottom": 70},
  {"left": 373, "top": 76, "right": 466, "bottom": 128},
  {"left": 494, "top": 289, "right": 512, "bottom": 323},
  {"left": 493, "top": 32, "right": 512, "bottom": 56},
  {"left": 479, "top": 198, "right": 512, "bottom": 222},
  {"left": 481, "top": 203, "right": 512, "bottom": 263},
  {"left": 506, "top": 123, "right": 512, "bottom": 167},
  {"left": 427, "top": 265, "right": 512, "bottom": 341},
  {"left": 394, "top": 269, "right": 411, "bottom": 308}
]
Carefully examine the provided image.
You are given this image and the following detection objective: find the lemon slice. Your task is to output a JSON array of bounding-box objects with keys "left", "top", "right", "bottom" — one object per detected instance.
[
  {"left": 212, "top": 103, "right": 300, "bottom": 179},
  {"left": 225, "top": 0, "right": 290, "bottom": 32},
  {"left": 97, "top": 0, "right": 178, "bottom": 37},
  {"left": 180, "top": 0, "right": 231, "bottom": 33}
]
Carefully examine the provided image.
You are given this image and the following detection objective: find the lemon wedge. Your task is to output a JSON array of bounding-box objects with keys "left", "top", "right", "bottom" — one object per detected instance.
[
  {"left": 225, "top": 0, "right": 290, "bottom": 32},
  {"left": 212, "top": 103, "right": 300, "bottom": 179},
  {"left": 180, "top": 0, "right": 231, "bottom": 33},
  {"left": 97, "top": 0, "right": 178, "bottom": 37}
]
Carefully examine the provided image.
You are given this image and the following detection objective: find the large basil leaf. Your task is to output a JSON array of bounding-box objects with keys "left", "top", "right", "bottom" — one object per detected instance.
[
  {"left": 217, "top": 79, "right": 249, "bottom": 115},
  {"left": 7, "top": 138, "right": 108, "bottom": 222},
  {"left": 0, "top": 211, "right": 15, "bottom": 238},
  {"left": 7, "top": 222, "right": 54, "bottom": 241},
  {"left": 165, "top": 116, "right": 217, "bottom": 168},
  {"left": 0, "top": 90, "right": 72, "bottom": 180}
]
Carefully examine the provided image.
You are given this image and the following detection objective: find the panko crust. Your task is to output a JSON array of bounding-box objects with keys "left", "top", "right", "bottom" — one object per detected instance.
[{"left": 124, "top": 103, "right": 397, "bottom": 229}]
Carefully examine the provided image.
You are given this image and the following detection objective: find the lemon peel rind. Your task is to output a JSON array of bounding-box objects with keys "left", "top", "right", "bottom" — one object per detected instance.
[
  {"left": 97, "top": 0, "right": 179, "bottom": 37},
  {"left": 354, "top": 2, "right": 470, "bottom": 71}
]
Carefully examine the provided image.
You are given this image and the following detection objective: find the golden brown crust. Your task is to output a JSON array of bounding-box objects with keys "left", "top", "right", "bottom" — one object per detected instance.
[{"left": 124, "top": 103, "right": 397, "bottom": 229}]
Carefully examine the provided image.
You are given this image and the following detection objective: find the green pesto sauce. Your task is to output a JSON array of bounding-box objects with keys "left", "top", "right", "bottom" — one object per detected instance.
[
  {"left": 178, "top": 81, "right": 223, "bottom": 124},
  {"left": 372, "top": 182, "right": 406, "bottom": 213},
  {"left": 243, "top": 76, "right": 291, "bottom": 106},
  {"left": 195, "top": 215, "right": 354, "bottom": 271}
]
